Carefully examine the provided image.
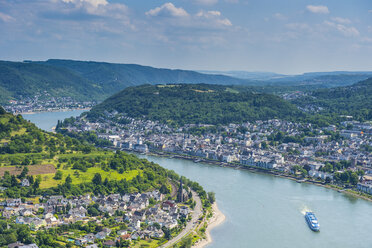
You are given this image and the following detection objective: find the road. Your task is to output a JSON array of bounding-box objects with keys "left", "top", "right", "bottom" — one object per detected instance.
[{"left": 161, "top": 190, "right": 202, "bottom": 247}]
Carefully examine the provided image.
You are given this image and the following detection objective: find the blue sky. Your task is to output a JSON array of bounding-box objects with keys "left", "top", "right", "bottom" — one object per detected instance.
[{"left": 0, "top": 0, "right": 371, "bottom": 74}]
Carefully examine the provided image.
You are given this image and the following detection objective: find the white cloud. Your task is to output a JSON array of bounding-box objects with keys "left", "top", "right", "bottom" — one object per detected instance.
[
  {"left": 59, "top": 0, "right": 128, "bottom": 19},
  {"left": 324, "top": 21, "right": 359, "bottom": 37},
  {"left": 194, "top": 0, "right": 219, "bottom": 5},
  {"left": 361, "top": 37, "right": 372, "bottom": 43},
  {"left": 62, "top": 0, "right": 108, "bottom": 8},
  {"left": 306, "top": 5, "right": 329, "bottom": 14},
  {"left": 369, "top": 10, "right": 372, "bottom": 13},
  {"left": 273, "top": 13, "right": 287, "bottom": 20},
  {"left": 196, "top": 10, "right": 232, "bottom": 26},
  {"left": 331, "top": 17, "right": 351, "bottom": 24},
  {"left": 146, "top": 3, "right": 189, "bottom": 17},
  {"left": 286, "top": 23, "right": 311, "bottom": 31},
  {"left": 0, "top": 12, "right": 15, "bottom": 22}
]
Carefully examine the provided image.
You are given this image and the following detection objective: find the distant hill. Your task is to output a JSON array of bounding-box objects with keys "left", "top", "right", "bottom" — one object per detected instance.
[
  {"left": 0, "top": 59, "right": 256, "bottom": 104},
  {"left": 37, "top": 59, "right": 254, "bottom": 96},
  {"left": 292, "top": 78, "right": 372, "bottom": 121},
  {"left": 198, "top": 71, "right": 284, "bottom": 81},
  {"left": 200, "top": 70, "right": 372, "bottom": 88},
  {"left": 87, "top": 84, "right": 304, "bottom": 126},
  {"left": 0, "top": 61, "right": 104, "bottom": 103},
  {"left": 2, "top": 59, "right": 372, "bottom": 105}
]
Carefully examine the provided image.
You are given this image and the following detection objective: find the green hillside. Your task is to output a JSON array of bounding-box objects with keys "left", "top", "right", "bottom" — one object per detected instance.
[
  {"left": 0, "top": 61, "right": 104, "bottom": 103},
  {"left": 88, "top": 84, "right": 304, "bottom": 126},
  {"left": 0, "top": 59, "right": 256, "bottom": 104},
  {"left": 39, "top": 59, "right": 253, "bottom": 95},
  {"left": 292, "top": 78, "right": 372, "bottom": 121},
  {"left": 0, "top": 106, "right": 171, "bottom": 196}
]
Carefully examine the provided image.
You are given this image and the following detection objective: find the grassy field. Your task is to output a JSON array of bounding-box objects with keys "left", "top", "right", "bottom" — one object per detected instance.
[
  {"left": 0, "top": 164, "right": 56, "bottom": 177},
  {"left": 39, "top": 166, "right": 141, "bottom": 189},
  {"left": 0, "top": 150, "right": 139, "bottom": 189},
  {"left": 132, "top": 239, "right": 165, "bottom": 248}
]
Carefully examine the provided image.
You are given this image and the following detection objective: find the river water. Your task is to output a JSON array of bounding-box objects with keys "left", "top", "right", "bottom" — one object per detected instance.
[
  {"left": 25, "top": 110, "right": 372, "bottom": 248},
  {"left": 22, "top": 110, "right": 86, "bottom": 131}
]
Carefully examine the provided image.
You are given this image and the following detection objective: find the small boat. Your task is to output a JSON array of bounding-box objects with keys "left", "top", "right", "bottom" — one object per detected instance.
[{"left": 305, "top": 212, "right": 320, "bottom": 232}]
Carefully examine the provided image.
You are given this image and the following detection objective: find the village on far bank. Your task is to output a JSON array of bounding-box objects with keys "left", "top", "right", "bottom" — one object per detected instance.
[
  {"left": 4, "top": 94, "right": 95, "bottom": 114},
  {"left": 60, "top": 110, "right": 372, "bottom": 197}
]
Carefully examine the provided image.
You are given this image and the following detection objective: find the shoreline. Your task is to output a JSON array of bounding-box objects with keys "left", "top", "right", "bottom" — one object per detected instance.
[
  {"left": 131, "top": 151, "right": 372, "bottom": 204},
  {"left": 16, "top": 108, "right": 91, "bottom": 115},
  {"left": 194, "top": 202, "right": 226, "bottom": 248}
]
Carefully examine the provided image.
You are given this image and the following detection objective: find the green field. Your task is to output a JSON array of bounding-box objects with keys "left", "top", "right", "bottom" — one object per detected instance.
[{"left": 39, "top": 166, "right": 141, "bottom": 189}]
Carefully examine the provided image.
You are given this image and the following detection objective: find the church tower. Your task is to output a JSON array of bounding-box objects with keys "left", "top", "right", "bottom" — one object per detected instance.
[{"left": 177, "top": 178, "right": 184, "bottom": 202}]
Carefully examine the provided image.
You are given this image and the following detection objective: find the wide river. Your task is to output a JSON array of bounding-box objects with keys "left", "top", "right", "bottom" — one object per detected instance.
[{"left": 24, "top": 110, "right": 372, "bottom": 248}]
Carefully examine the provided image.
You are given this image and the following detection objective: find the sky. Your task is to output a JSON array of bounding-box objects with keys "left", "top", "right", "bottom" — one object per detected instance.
[{"left": 0, "top": 0, "right": 372, "bottom": 74}]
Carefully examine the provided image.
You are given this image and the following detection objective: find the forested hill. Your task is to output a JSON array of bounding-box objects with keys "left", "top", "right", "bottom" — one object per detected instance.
[
  {"left": 292, "top": 78, "right": 372, "bottom": 121},
  {"left": 0, "top": 61, "right": 104, "bottom": 103},
  {"left": 0, "top": 59, "right": 252, "bottom": 104},
  {"left": 87, "top": 84, "right": 304, "bottom": 126},
  {"left": 37, "top": 59, "right": 252, "bottom": 94}
]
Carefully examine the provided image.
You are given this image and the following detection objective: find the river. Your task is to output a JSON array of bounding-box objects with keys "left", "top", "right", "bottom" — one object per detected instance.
[
  {"left": 22, "top": 110, "right": 86, "bottom": 132},
  {"left": 25, "top": 110, "right": 372, "bottom": 248}
]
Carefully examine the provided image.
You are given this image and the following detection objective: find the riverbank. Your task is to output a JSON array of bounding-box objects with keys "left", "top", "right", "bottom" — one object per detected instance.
[
  {"left": 130, "top": 150, "right": 372, "bottom": 204},
  {"left": 194, "top": 202, "right": 226, "bottom": 248},
  {"left": 18, "top": 107, "right": 91, "bottom": 115}
]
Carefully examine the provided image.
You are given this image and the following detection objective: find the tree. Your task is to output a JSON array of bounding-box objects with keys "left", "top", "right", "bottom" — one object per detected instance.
[
  {"left": 19, "top": 166, "right": 29, "bottom": 179},
  {"left": 160, "top": 184, "right": 169, "bottom": 194},
  {"left": 53, "top": 170, "right": 63, "bottom": 180},
  {"left": 350, "top": 173, "right": 359, "bottom": 185},
  {"left": 162, "top": 226, "right": 171, "bottom": 240},
  {"left": 65, "top": 175, "right": 72, "bottom": 189},
  {"left": 4, "top": 232, "right": 17, "bottom": 244},
  {"left": 261, "top": 142, "right": 268, "bottom": 149},
  {"left": 303, "top": 164, "right": 311, "bottom": 173},
  {"left": 92, "top": 173, "right": 102, "bottom": 185},
  {"left": 325, "top": 177, "right": 332, "bottom": 184},
  {"left": 179, "top": 236, "right": 193, "bottom": 248},
  {"left": 11, "top": 175, "right": 18, "bottom": 187},
  {"left": 0, "top": 106, "right": 6, "bottom": 115},
  {"left": 208, "top": 192, "right": 216, "bottom": 204}
]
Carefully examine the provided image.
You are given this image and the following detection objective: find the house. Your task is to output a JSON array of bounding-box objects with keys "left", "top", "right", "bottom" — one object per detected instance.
[
  {"left": 179, "top": 206, "right": 190, "bottom": 217},
  {"left": 117, "top": 230, "right": 127, "bottom": 236},
  {"left": 75, "top": 238, "right": 88, "bottom": 246},
  {"left": 19, "top": 244, "right": 38, "bottom": 248},
  {"left": 103, "top": 240, "right": 116, "bottom": 247},
  {"left": 84, "top": 233, "right": 96, "bottom": 243},
  {"left": 21, "top": 179, "right": 30, "bottom": 187},
  {"left": 308, "top": 170, "right": 333, "bottom": 180},
  {"left": 86, "top": 245, "right": 98, "bottom": 248},
  {"left": 130, "top": 232, "right": 139, "bottom": 240},
  {"left": 357, "top": 183, "right": 372, "bottom": 195},
  {"left": 8, "top": 242, "right": 38, "bottom": 248},
  {"left": 69, "top": 206, "right": 87, "bottom": 218},
  {"left": 20, "top": 209, "right": 33, "bottom": 216},
  {"left": 7, "top": 198, "right": 22, "bottom": 207},
  {"left": 95, "top": 228, "right": 111, "bottom": 240},
  {"left": 95, "top": 231, "right": 107, "bottom": 240}
]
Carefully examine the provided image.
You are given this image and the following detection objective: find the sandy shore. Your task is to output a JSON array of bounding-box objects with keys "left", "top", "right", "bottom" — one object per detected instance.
[{"left": 194, "top": 202, "right": 226, "bottom": 248}]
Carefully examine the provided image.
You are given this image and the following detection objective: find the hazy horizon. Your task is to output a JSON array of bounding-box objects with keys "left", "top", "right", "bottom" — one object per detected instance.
[{"left": 1, "top": 0, "right": 372, "bottom": 74}]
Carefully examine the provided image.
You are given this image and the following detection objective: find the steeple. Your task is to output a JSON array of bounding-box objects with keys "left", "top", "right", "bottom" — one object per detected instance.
[{"left": 178, "top": 177, "right": 184, "bottom": 202}]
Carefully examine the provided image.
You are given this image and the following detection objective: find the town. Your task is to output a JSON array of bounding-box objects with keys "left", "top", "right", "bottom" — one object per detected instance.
[
  {"left": 3, "top": 94, "right": 95, "bottom": 114},
  {"left": 61, "top": 111, "right": 372, "bottom": 197}
]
